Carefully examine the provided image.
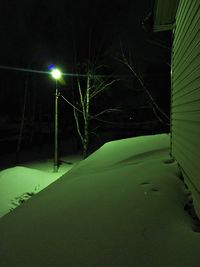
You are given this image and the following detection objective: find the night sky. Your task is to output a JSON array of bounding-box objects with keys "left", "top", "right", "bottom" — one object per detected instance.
[
  {"left": 0, "top": 0, "right": 171, "bottom": 154},
  {"left": 0, "top": 0, "right": 172, "bottom": 69}
]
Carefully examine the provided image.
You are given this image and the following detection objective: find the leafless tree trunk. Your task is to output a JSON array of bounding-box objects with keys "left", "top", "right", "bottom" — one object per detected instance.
[
  {"left": 15, "top": 73, "right": 29, "bottom": 163},
  {"left": 73, "top": 74, "right": 91, "bottom": 158},
  {"left": 72, "top": 67, "right": 120, "bottom": 158}
]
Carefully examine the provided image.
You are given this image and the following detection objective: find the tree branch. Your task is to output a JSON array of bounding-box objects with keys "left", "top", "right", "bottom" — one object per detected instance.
[
  {"left": 91, "top": 79, "right": 120, "bottom": 99},
  {"left": 90, "top": 108, "right": 121, "bottom": 120},
  {"left": 118, "top": 44, "right": 170, "bottom": 123}
]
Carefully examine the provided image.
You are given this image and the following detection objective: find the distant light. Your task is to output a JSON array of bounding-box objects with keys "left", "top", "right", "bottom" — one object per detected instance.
[
  {"left": 51, "top": 68, "right": 62, "bottom": 79},
  {"left": 48, "top": 64, "right": 55, "bottom": 71}
]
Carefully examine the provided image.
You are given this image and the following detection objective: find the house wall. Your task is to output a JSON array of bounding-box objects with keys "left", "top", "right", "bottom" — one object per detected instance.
[
  {"left": 171, "top": 0, "right": 200, "bottom": 217},
  {"left": 153, "top": 0, "right": 179, "bottom": 32}
]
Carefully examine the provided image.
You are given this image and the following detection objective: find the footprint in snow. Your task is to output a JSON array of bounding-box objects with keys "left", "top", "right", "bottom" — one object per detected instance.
[
  {"left": 163, "top": 158, "right": 175, "bottom": 164},
  {"left": 141, "top": 181, "right": 150, "bottom": 185},
  {"left": 140, "top": 182, "right": 160, "bottom": 194}
]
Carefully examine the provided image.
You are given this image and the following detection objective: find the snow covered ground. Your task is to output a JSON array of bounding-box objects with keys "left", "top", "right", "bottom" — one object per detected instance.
[
  {"left": 0, "top": 133, "right": 200, "bottom": 267},
  {"left": 0, "top": 155, "right": 82, "bottom": 218}
]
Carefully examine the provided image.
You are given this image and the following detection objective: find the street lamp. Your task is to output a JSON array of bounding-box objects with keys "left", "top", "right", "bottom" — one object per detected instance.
[
  {"left": 51, "top": 68, "right": 61, "bottom": 172},
  {"left": 51, "top": 68, "right": 61, "bottom": 79}
]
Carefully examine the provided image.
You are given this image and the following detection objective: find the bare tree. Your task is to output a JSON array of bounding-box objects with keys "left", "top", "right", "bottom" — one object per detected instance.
[
  {"left": 117, "top": 43, "right": 170, "bottom": 126},
  {"left": 70, "top": 65, "right": 120, "bottom": 158}
]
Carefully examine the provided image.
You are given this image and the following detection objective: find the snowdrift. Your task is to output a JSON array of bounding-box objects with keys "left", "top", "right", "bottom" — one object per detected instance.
[{"left": 0, "top": 134, "right": 200, "bottom": 267}]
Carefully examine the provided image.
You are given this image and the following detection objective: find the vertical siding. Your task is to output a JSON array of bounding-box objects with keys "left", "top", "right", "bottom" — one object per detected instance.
[{"left": 171, "top": 0, "right": 200, "bottom": 216}]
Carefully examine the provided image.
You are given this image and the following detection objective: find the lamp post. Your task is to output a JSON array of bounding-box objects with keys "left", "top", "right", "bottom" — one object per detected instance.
[{"left": 51, "top": 68, "right": 61, "bottom": 172}]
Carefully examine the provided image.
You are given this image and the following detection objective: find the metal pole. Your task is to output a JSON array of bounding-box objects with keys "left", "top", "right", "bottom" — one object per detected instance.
[{"left": 54, "top": 80, "right": 59, "bottom": 172}]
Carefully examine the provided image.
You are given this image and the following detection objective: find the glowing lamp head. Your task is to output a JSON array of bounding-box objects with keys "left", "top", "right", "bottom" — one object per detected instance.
[{"left": 51, "top": 68, "right": 61, "bottom": 79}]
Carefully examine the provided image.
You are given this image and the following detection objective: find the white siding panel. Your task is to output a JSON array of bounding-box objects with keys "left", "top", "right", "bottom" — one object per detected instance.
[
  {"left": 171, "top": 0, "right": 200, "bottom": 216},
  {"left": 174, "top": 1, "right": 199, "bottom": 52},
  {"left": 172, "top": 111, "right": 200, "bottom": 122},
  {"left": 172, "top": 137, "right": 200, "bottom": 190},
  {"left": 173, "top": 99, "right": 200, "bottom": 112},
  {"left": 173, "top": 43, "right": 200, "bottom": 87},
  {"left": 173, "top": 76, "right": 200, "bottom": 101}
]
